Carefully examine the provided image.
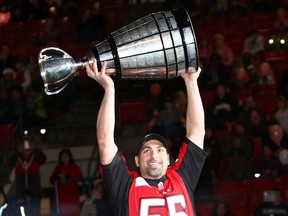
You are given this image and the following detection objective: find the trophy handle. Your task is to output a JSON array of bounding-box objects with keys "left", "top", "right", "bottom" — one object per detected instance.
[{"left": 39, "top": 47, "right": 86, "bottom": 95}]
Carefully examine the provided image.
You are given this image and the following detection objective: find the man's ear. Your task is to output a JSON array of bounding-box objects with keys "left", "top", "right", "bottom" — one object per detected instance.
[
  {"left": 167, "top": 154, "right": 170, "bottom": 166},
  {"left": 135, "top": 155, "right": 139, "bottom": 167}
]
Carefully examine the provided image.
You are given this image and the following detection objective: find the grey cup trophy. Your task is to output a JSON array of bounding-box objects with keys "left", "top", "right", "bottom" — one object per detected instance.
[{"left": 38, "top": 7, "right": 199, "bottom": 95}]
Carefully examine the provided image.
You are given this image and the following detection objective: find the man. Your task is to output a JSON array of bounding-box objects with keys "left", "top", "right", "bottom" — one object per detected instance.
[
  {"left": 85, "top": 59, "right": 207, "bottom": 215},
  {"left": 254, "top": 189, "right": 288, "bottom": 216},
  {"left": 9, "top": 135, "right": 46, "bottom": 216}
]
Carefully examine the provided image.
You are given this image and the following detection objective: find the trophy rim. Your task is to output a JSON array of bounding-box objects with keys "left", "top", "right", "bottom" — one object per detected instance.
[{"left": 171, "top": 7, "right": 199, "bottom": 71}]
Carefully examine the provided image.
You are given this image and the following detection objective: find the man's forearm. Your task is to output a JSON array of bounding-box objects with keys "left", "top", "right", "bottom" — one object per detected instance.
[
  {"left": 97, "top": 89, "right": 115, "bottom": 137},
  {"left": 96, "top": 88, "right": 118, "bottom": 164},
  {"left": 185, "top": 80, "right": 205, "bottom": 149}
]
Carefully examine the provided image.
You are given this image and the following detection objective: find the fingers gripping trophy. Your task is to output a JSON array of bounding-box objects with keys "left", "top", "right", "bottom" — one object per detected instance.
[{"left": 38, "top": 7, "right": 199, "bottom": 95}]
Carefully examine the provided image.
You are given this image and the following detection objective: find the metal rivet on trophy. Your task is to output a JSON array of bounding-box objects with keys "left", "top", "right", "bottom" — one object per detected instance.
[{"left": 38, "top": 7, "right": 199, "bottom": 95}]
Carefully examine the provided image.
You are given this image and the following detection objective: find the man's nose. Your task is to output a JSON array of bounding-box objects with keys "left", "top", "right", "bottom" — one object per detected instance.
[{"left": 151, "top": 149, "right": 160, "bottom": 158}]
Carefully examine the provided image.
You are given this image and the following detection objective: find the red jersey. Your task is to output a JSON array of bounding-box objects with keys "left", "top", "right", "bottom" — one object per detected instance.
[{"left": 100, "top": 138, "right": 207, "bottom": 216}]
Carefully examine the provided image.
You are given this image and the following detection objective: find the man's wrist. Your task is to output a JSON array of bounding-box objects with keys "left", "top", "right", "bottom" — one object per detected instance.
[{"left": 105, "top": 88, "right": 115, "bottom": 94}]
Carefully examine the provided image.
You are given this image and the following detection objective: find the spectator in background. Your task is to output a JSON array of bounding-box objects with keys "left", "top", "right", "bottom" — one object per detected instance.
[
  {"left": 50, "top": 148, "right": 83, "bottom": 216},
  {"left": 212, "top": 33, "right": 234, "bottom": 69},
  {"left": 5, "top": 84, "right": 27, "bottom": 123},
  {"left": 199, "top": 52, "right": 230, "bottom": 90},
  {"left": 213, "top": 0, "right": 229, "bottom": 14},
  {"left": 229, "top": 65, "right": 252, "bottom": 106},
  {"left": 198, "top": 34, "right": 213, "bottom": 67},
  {"left": 173, "top": 89, "right": 187, "bottom": 127},
  {"left": 76, "top": 1, "right": 106, "bottom": 43},
  {"left": 0, "top": 67, "right": 18, "bottom": 95},
  {"left": 146, "top": 82, "right": 165, "bottom": 132},
  {"left": 254, "top": 189, "right": 288, "bottom": 216},
  {"left": 203, "top": 126, "right": 222, "bottom": 158},
  {"left": 243, "top": 29, "right": 265, "bottom": 57},
  {"left": 240, "top": 51, "right": 260, "bottom": 93},
  {"left": 26, "top": 55, "right": 39, "bottom": 80},
  {"left": 47, "top": 0, "right": 78, "bottom": 18},
  {"left": 8, "top": 135, "right": 47, "bottom": 216},
  {"left": 168, "top": 90, "right": 188, "bottom": 157},
  {"left": 14, "top": 60, "right": 31, "bottom": 91},
  {"left": 269, "top": 7, "right": 288, "bottom": 51},
  {"left": 226, "top": 134, "right": 253, "bottom": 180},
  {"left": 211, "top": 201, "right": 234, "bottom": 216},
  {"left": 206, "top": 84, "right": 240, "bottom": 130},
  {"left": 272, "top": 7, "right": 288, "bottom": 38},
  {"left": 257, "top": 62, "right": 276, "bottom": 86},
  {"left": 237, "top": 96, "right": 262, "bottom": 128},
  {"left": 222, "top": 121, "right": 253, "bottom": 158},
  {"left": 80, "top": 179, "right": 114, "bottom": 216},
  {"left": 37, "top": 18, "right": 61, "bottom": 46},
  {"left": 0, "top": 5, "right": 11, "bottom": 25},
  {"left": 8, "top": 0, "right": 30, "bottom": 22},
  {"left": 152, "top": 95, "right": 180, "bottom": 138},
  {"left": 255, "top": 144, "right": 284, "bottom": 178},
  {"left": 27, "top": 0, "right": 50, "bottom": 20},
  {"left": 237, "top": 95, "right": 255, "bottom": 120},
  {"left": 274, "top": 96, "right": 288, "bottom": 134},
  {"left": 0, "top": 44, "right": 17, "bottom": 76},
  {"left": 24, "top": 83, "right": 48, "bottom": 129},
  {"left": 245, "top": 108, "right": 267, "bottom": 138},
  {"left": 262, "top": 120, "right": 288, "bottom": 153}
]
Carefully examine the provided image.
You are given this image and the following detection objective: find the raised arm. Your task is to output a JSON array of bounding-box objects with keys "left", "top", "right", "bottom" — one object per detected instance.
[
  {"left": 85, "top": 59, "right": 118, "bottom": 165},
  {"left": 182, "top": 67, "right": 205, "bottom": 149}
]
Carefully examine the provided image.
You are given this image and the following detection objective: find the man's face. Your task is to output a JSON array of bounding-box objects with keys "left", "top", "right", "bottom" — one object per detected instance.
[{"left": 135, "top": 139, "right": 169, "bottom": 179}]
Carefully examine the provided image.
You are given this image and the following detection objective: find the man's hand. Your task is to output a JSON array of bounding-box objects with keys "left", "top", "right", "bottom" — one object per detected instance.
[
  {"left": 181, "top": 67, "right": 202, "bottom": 82},
  {"left": 85, "top": 59, "right": 114, "bottom": 90}
]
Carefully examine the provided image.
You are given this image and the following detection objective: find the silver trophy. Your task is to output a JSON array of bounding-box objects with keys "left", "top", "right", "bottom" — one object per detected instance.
[{"left": 39, "top": 7, "right": 199, "bottom": 95}]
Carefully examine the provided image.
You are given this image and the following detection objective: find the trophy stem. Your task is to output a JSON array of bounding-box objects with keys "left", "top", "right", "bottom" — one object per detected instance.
[
  {"left": 74, "top": 61, "right": 86, "bottom": 69},
  {"left": 80, "top": 56, "right": 116, "bottom": 76}
]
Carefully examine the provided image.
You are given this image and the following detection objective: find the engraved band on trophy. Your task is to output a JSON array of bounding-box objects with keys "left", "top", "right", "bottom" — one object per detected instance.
[{"left": 38, "top": 7, "right": 199, "bottom": 95}]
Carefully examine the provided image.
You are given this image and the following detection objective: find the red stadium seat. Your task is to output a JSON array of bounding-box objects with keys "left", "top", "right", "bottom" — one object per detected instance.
[
  {"left": 213, "top": 180, "right": 250, "bottom": 202},
  {"left": 251, "top": 12, "right": 274, "bottom": 29},
  {"left": 227, "top": 14, "right": 251, "bottom": 30},
  {"left": 0, "top": 123, "right": 15, "bottom": 151},
  {"left": 248, "top": 194, "right": 263, "bottom": 216},
  {"left": 264, "top": 53, "right": 288, "bottom": 85},
  {"left": 218, "top": 158, "right": 229, "bottom": 180},
  {"left": 252, "top": 137, "right": 263, "bottom": 169},
  {"left": 248, "top": 177, "right": 281, "bottom": 215},
  {"left": 229, "top": 200, "right": 249, "bottom": 216},
  {"left": 251, "top": 178, "right": 281, "bottom": 200},
  {"left": 195, "top": 202, "right": 214, "bottom": 216},
  {"left": 120, "top": 101, "right": 147, "bottom": 126},
  {"left": 200, "top": 90, "right": 216, "bottom": 108},
  {"left": 254, "top": 91, "right": 277, "bottom": 118}
]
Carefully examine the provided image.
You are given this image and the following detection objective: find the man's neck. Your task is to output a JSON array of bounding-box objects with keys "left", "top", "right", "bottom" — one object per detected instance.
[{"left": 144, "top": 175, "right": 166, "bottom": 188}]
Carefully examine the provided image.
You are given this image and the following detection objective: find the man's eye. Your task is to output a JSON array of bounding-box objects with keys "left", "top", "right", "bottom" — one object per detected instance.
[
  {"left": 143, "top": 149, "right": 150, "bottom": 154},
  {"left": 158, "top": 149, "right": 165, "bottom": 153}
]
